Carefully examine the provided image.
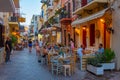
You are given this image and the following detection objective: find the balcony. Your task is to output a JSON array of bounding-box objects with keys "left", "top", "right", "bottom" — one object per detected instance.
[
  {"left": 8, "top": 16, "right": 19, "bottom": 28},
  {"left": 41, "top": 0, "right": 47, "bottom": 3},
  {"left": 73, "top": 0, "right": 108, "bottom": 14},
  {"left": 60, "top": 10, "right": 72, "bottom": 23},
  {"left": 47, "top": 5, "right": 53, "bottom": 12},
  {"left": 9, "top": 16, "right": 18, "bottom": 22}
]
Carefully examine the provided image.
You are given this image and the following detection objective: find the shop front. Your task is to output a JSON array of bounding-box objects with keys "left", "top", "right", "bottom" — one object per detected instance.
[{"left": 72, "top": 9, "right": 112, "bottom": 49}]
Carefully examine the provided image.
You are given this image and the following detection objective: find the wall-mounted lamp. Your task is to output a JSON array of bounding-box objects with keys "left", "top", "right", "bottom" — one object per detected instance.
[
  {"left": 107, "top": 27, "right": 114, "bottom": 34},
  {"left": 82, "top": 27, "right": 86, "bottom": 30},
  {"left": 100, "top": 19, "right": 105, "bottom": 23}
]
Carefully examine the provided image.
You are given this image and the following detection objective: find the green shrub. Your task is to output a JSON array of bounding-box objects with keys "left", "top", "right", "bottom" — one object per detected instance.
[
  {"left": 103, "top": 48, "right": 115, "bottom": 63},
  {"left": 87, "top": 48, "right": 115, "bottom": 67},
  {"left": 87, "top": 56, "right": 102, "bottom": 67}
]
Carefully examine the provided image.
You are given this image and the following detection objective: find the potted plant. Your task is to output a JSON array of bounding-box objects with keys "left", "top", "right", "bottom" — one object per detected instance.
[
  {"left": 87, "top": 56, "right": 104, "bottom": 75},
  {"left": 101, "top": 48, "right": 115, "bottom": 70},
  {"left": 10, "top": 35, "right": 18, "bottom": 49}
]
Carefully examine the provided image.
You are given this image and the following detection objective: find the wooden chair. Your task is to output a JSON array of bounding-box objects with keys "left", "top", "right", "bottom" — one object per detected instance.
[{"left": 70, "top": 55, "right": 76, "bottom": 74}]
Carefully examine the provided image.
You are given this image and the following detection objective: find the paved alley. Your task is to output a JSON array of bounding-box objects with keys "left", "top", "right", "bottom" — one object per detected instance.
[{"left": 0, "top": 48, "right": 86, "bottom": 80}]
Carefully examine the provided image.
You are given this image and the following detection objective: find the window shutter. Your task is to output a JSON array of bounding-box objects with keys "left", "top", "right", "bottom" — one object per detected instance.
[{"left": 81, "top": 0, "right": 87, "bottom": 7}]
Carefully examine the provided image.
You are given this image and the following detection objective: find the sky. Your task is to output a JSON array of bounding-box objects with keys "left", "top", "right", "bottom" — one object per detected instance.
[{"left": 20, "top": 0, "right": 42, "bottom": 26}]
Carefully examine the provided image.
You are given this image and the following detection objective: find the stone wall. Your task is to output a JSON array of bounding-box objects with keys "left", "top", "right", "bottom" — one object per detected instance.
[{"left": 112, "top": 0, "right": 120, "bottom": 70}]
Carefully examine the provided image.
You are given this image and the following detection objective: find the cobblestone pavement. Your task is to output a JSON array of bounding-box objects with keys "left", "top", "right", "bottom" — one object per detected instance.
[
  {"left": 83, "top": 70, "right": 120, "bottom": 80},
  {"left": 0, "top": 48, "right": 120, "bottom": 80},
  {"left": 0, "top": 48, "right": 86, "bottom": 80}
]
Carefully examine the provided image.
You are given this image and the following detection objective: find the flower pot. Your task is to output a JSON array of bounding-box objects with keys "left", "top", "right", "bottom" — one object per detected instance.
[
  {"left": 87, "top": 65, "right": 104, "bottom": 75},
  {"left": 101, "top": 63, "right": 115, "bottom": 70}
]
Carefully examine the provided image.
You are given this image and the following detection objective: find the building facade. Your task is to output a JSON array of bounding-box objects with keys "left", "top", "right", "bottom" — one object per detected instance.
[
  {"left": 72, "top": 0, "right": 110, "bottom": 49},
  {"left": 111, "top": 0, "right": 120, "bottom": 70},
  {"left": 60, "top": 0, "right": 74, "bottom": 46},
  {"left": 31, "top": 15, "right": 40, "bottom": 40},
  {"left": 40, "top": 0, "right": 62, "bottom": 44},
  {"left": 0, "top": 0, "right": 18, "bottom": 64}
]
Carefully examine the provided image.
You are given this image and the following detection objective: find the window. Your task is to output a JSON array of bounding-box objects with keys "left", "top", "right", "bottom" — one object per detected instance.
[
  {"left": 72, "top": 0, "right": 75, "bottom": 11},
  {"left": 68, "top": 3, "right": 71, "bottom": 18},
  {"left": 81, "top": 0, "right": 87, "bottom": 7},
  {"left": 35, "top": 16, "right": 37, "bottom": 21}
]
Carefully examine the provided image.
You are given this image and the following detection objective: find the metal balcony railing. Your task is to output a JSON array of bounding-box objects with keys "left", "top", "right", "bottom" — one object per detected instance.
[
  {"left": 60, "top": 14, "right": 71, "bottom": 20},
  {"left": 74, "top": 0, "right": 93, "bottom": 12},
  {"left": 9, "top": 16, "right": 18, "bottom": 22}
]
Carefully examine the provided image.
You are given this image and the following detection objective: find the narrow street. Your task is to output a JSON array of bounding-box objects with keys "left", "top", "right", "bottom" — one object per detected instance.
[{"left": 0, "top": 48, "right": 86, "bottom": 80}]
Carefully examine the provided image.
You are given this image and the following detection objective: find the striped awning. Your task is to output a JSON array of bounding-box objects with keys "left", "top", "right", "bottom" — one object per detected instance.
[{"left": 0, "top": 0, "right": 15, "bottom": 12}]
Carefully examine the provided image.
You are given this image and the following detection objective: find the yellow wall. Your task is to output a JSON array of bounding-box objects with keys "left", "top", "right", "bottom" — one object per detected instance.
[
  {"left": 42, "top": 4, "right": 47, "bottom": 22},
  {"left": 74, "top": 18, "right": 111, "bottom": 49}
]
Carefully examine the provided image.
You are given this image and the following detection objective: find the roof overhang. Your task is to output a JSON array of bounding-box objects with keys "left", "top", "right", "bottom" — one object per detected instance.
[
  {"left": 13, "top": 0, "right": 20, "bottom": 8},
  {"left": 60, "top": 18, "right": 72, "bottom": 23},
  {"left": 72, "top": 9, "right": 107, "bottom": 26},
  {"left": 73, "top": 0, "right": 108, "bottom": 15},
  {"left": 0, "top": 0, "right": 15, "bottom": 12}
]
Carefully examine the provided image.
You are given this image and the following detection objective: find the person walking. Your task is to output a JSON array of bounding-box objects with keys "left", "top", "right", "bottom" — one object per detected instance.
[
  {"left": 70, "top": 38, "right": 75, "bottom": 54},
  {"left": 35, "top": 40, "right": 41, "bottom": 62},
  {"left": 39, "top": 39, "right": 43, "bottom": 48},
  {"left": 5, "top": 37, "right": 12, "bottom": 62},
  {"left": 96, "top": 43, "right": 104, "bottom": 54},
  {"left": 35, "top": 40, "right": 40, "bottom": 55},
  {"left": 77, "top": 44, "right": 85, "bottom": 70},
  {"left": 28, "top": 39, "right": 32, "bottom": 52}
]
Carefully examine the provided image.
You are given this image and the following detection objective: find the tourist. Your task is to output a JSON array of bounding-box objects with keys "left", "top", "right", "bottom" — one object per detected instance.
[
  {"left": 70, "top": 38, "right": 75, "bottom": 54},
  {"left": 35, "top": 40, "right": 41, "bottom": 62},
  {"left": 54, "top": 44, "right": 59, "bottom": 50},
  {"left": 42, "top": 46, "right": 48, "bottom": 58},
  {"left": 39, "top": 38, "right": 43, "bottom": 48},
  {"left": 9, "top": 37, "right": 12, "bottom": 54},
  {"left": 97, "top": 43, "right": 104, "bottom": 54},
  {"left": 5, "top": 37, "right": 12, "bottom": 62},
  {"left": 28, "top": 39, "right": 32, "bottom": 52},
  {"left": 35, "top": 40, "right": 40, "bottom": 55},
  {"left": 25, "top": 39, "right": 28, "bottom": 48},
  {"left": 77, "top": 44, "right": 85, "bottom": 70}
]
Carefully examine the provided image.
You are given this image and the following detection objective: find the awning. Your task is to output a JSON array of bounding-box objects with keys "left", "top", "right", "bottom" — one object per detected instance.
[
  {"left": 72, "top": 9, "right": 107, "bottom": 26},
  {"left": 0, "top": 0, "right": 15, "bottom": 12},
  {"left": 8, "top": 22, "right": 19, "bottom": 29}
]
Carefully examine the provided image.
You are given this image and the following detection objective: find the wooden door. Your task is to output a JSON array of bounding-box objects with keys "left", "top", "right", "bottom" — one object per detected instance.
[
  {"left": 83, "top": 28, "right": 87, "bottom": 47},
  {"left": 90, "top": 24, "right": 95, "bottom": 46},
  {"left": 104, "top": 24, "right": 106, "bottom": 48},
  {"left": 81, "top": 0, "right": 87, "bottom": 7}
]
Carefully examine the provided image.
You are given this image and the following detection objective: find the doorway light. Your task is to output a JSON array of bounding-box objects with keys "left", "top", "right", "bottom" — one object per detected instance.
[
  {"left": 100, "top": 19, "right": 105, "bottom": 23},
  {"left": 82, "top": 27, "right": 86, "bottom": 30}
]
